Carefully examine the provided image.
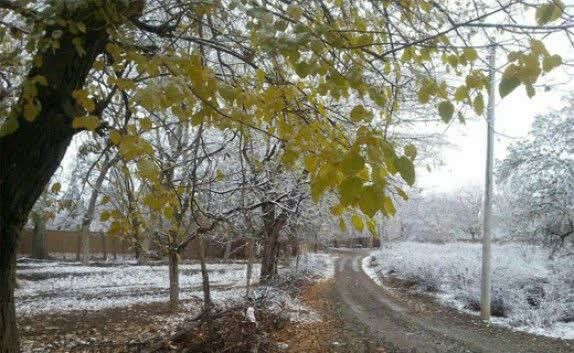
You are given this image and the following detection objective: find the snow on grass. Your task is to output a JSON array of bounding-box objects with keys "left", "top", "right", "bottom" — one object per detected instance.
[
  {"left": 16, "top": 253, "right": 337, "bottom": 318},
  {"left": 364, "top": 242, "right": 574, "bottom": 339},
  {"left": 285, "top": 252, "right": 337, "bottom": 280},
  {"left": 16, "top": 260, "right": 260, "bottom": 315}
]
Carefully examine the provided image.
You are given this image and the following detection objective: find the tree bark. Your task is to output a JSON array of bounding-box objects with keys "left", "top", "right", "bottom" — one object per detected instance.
[
  {"left": 138, "top": 232, "right": 150, "bottom": 265},
  {"left": 0, "top": 226, "right": 19, "bottom": 353},
  {"left": 168, "top": 249, "right": 179, "bottom": 309},
  {"left": 198, "top": 236, "right": 213, "bottom": 336},
  {"left": 80, "top": 154, "right": 119, "bottom": 265},
  {"left": 260, "top": 202, "right": 287, "bottom": 284},
  {"left": 31, "top": 214, "right": 47, "bottom": 259},
  {"left": 245, "top": 238, "right": 255, "bottom": 299},
  {"left": 101, "top": 232, "right": 107, "bottom": 261},
  {"left": 223, "top": 239, "right": 233, "bottom": 260},
  {"left": 0, "top": 3, "right": 144, "bottom": 350},
  {"left": 76, "top": 231, "right": 81, "bottom": 261}
]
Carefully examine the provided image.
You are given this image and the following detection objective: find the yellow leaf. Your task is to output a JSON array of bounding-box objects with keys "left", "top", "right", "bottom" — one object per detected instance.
[
  {"left": 23, "top": 101, "right": 39, "bottom": 121},
  {"left": 350, "top": 105, "right": 372, "bottom": 122},
  {"left": 304, "top": 155, "right": 319, "bottom": 173},
  {"left": 72, "top": 116, "right": 101, "bottom": 131},
  {"left": 438, "top": 101, "right": 454, "bottom": 123},
  {"left": 110, "top": 130, "right": 122, "bottom": 144},
  {"left": 341, "top": 149, "right": 365, "bottom": 176},
  {"left": 382, "top": 196, "right": 396, "bottom": 216},
  {"left": 338, "top": 217, "right": 347, "bottom": 232},
  {"left": 137, "top": 158, "right": 158, "bottom": 179},
  {"left": 140, "top": 118, "right": 152, "bottom": 131},
  {"left": 114, "top": 78, "right": 136, "bottom": 90},
  {"left": 72, "top": 90, "right": 95, "bottom": 112},
  {"left": 100, "top": 211, "right": 111, "bottom": 222},
  {"left": 351, "top": 214, "right": 364, "bottom": 232},
  {"left": 330, "top": 204, "right": 345, "bottom": 216},
  {"left": 51, "top": 182, "right": 61, "bottom": 193}
]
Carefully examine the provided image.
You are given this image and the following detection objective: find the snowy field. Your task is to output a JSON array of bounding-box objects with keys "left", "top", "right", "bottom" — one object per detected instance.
[
  {"left": 16, "top": 259, "right": 261, "bottom": 316},
  {"left": 15, "top": 252, "right": 336, "bottom": 317},
  {"left": 363, "top": 242, "right": 574, "bottom": 339}
]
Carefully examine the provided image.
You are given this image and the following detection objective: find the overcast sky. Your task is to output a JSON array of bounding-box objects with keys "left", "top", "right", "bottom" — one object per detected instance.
[{"left": 418, "top": 31, "right": 574, "bottom": 192}]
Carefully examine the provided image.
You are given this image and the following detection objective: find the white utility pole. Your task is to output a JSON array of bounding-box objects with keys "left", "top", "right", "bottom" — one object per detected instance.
[{"left": 480, "top": 44, "right": 496, "bottom": 321}]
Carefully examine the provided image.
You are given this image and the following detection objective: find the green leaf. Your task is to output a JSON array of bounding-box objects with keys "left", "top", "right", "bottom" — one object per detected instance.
[
  {"left": 358, "top": 186, "right": 380, "bottom": 218},
  {"left": 542, "top": 54, "right": 562, "bottom": 72},
  {"left": 350, "top": 105, "right": 372, "bottom": 122},
  {"left": 311, "top": 177, "right": 328, "bottom": 202},
  {"left": 396, "top": 156, "right": 415, "bottom": 186},
  {"left": 341, "top": 149, "right": 365, "bottom": 176},
  {"left": 463, "top": 47, "right": 478, "bottom": 62},
  {"left": 499, "top": 75, "right": 521, "bottom": 98},
  {"left": 438, "top": 101, "right": 454, "bottom": 123},
  {"left": 404, "top": 144, "right": 417, "bottom": 160},
  {"left": 339, "top": 176, "right": 363, "bottom": 206},
  {"left": 473, "top": 93, "right": 485, "bottom": 115},
  {"left": 535, "top": 1, "right": 564, "bottom": 25},
  {"left": 454, "top": 86, "right": 468, "bottom": 102}
]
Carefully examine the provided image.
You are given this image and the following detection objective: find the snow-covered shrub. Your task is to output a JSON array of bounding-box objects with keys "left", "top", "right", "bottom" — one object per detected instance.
[{"left": 368, "top": 242, "right": 574, "bottom": 334}]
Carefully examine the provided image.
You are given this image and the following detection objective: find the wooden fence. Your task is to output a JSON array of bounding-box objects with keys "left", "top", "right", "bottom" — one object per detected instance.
[{"left": 17, "top": 229, "right": 317, "bottom": 260}]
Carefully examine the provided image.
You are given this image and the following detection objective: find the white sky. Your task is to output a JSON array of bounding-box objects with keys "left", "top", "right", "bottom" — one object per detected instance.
[{"left": 418, "top": 34, "right": 574, "bottom": 192}]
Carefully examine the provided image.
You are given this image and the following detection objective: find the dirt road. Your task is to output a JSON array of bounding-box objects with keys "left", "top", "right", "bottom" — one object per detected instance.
[{"left": 331, "top": 250, "right": 574, "bottom": 353}]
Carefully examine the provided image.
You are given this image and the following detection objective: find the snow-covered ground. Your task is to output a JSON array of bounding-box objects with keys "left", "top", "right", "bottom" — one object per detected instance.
[
  {"left": 16, "top": 252, "right": 337, "bottom": 317},
  {"left": 16, "top": 260, "right": 261, "bottom": 316},
  {"left": 287, "top": 252, "right": 336, "bottom": 280},
  {"left": 363, "top": 242, "right": 574, "bottom": 339}
]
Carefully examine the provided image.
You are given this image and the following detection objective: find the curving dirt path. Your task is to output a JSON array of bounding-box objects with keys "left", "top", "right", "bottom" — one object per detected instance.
[{"left": 330, "top": 249, "right": 574, "bottom": 353}]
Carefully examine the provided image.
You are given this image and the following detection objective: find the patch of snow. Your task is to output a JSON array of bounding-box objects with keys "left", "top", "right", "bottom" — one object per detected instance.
[
  {"left": 16, "top": 261, "right": 260, "bottom": 315},
  {"left": 366, "top": 242, "right": 574, "bottom": 340},
  {"left": 255, "top": 286, "right": 322, "bottom": 324},
  {"left": 284, "top": 252, "right": 337, "bottom": 280},
  {"left": 361, "top": 255, "right": 383, "bottom": 285}
]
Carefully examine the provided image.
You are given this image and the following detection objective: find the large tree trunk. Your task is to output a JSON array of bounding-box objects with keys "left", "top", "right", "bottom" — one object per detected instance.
[
  {"left": 0, "top": 227, "right": 19, "bottom": 353},
  {"left": 80, "top": 225, "right": 91, "bottom": 266},
  {"left": 260, "top": 202, "right": 287, "bottom": 284},
  {"left": 168, "top": 249, "right": 179, "bottom": 309},
  {"left": 31, "top": 214, "right": 47, "bottom": 259},
  {"left": 0, "top": 3, "right": 143, "bottom": 351}
]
